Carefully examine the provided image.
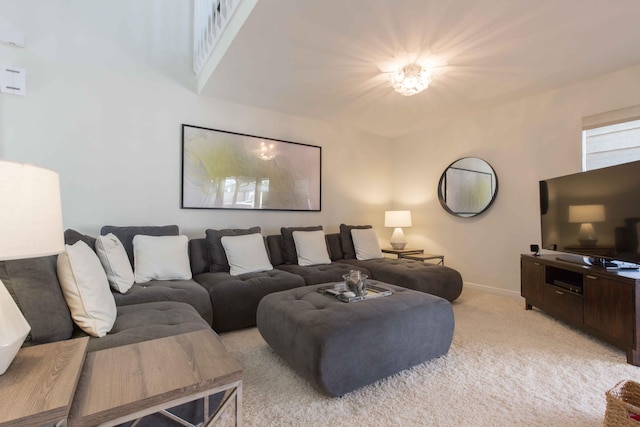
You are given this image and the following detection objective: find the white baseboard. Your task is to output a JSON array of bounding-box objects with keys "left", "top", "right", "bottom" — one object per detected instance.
[{"left": 463, "top": 282, "right": 521, "bottom": 299}]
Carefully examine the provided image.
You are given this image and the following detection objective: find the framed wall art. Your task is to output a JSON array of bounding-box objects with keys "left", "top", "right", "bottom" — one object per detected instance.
[{"left": 181, "top": 124, "right": 321, "bottom": 211}]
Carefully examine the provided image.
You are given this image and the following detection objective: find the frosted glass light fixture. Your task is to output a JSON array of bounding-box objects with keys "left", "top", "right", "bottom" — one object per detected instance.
[
  {"left": 390, "top": 64, "right": 432, "bottom": 96},
  {"left": 385, "top": 210, "right": 412, "bottom": 250},
  {"left": 0, "top": 160, "right": 64, "bottom": 375},
  {"left": 569, "top": 204, "right": 605, "bottom": 247}
]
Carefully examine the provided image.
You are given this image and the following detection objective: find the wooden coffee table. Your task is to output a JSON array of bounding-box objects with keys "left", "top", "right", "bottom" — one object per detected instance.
[{"left": 67, "top": 330, "right": 243, "bottom": 427}]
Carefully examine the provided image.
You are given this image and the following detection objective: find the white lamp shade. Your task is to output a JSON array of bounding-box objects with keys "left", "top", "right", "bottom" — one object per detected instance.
[
  {"left": 385, "top": 210, "right": 412, "bottom": 228},
  {"left": 0, "top": 280, "right": 31, "bottom": 375},
  {"left": 568, "top": 205, "right": 605, "bottom": 223},
  {"left": 0, "top": 160, "right": 64, "bottom": 375},
  {"left": 0, "top": 160, "right": 65, "bottom": 260}
]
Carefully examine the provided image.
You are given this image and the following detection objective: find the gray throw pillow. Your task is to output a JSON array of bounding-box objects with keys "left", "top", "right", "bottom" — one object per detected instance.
[
  {"left": 280, "top": 226, "right": 323, "bottom": 264},
  {"left": 205, "top": 227, "right": 262, "bottom": 272},
  {"left": 0, "top": 256, "right": 74, "bottom": 345},
  {"left": 64, "top": 228, "right": 97, "bottom": 252},
  {"left": 339, "top": 224, "right": 372, "bottom": 259}
]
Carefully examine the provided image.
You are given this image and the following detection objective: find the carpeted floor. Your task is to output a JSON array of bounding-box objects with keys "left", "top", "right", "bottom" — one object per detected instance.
[{"left": 217, "top": 287, "right": 640, "bottom": 426}]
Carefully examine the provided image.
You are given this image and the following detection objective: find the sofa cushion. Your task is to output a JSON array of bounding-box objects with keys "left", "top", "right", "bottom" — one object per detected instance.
[
  {"left": 194, "top": 269, "right": 305, "bottom": 332},
  {"left": 221, "top": 233, "right": 273, "bottom": 275},
  {"left": 188, "top": 238, "right": 210, "bottom": 275},
  {"left": 351, "top": 228, "right": 383, "bottom": 260},
  {"left": 339, "top": 224, "right": 372, "bottom": 259},
  {"left": 275, "top": 263, "right": 370, "bottom": 286},
  {"left": 100, "top": 225, "right": 179, "bottom": 267},
  {"left": 57, "top": 241, "right": 117, "bottom": 337},
  {"left": 64, "top": 229, "right": 97, "bottom": 252},
  {"left": 85, "top": 301, "right": 212, "bottom": 352},
  {"left": 205, "top": 227, "right": 262, "bottom": 273},
  {"left": 281, "top": 225, "right": 323, "bottom": 264},
  {"left": 265, "top": 235, "right": 286, "bottom": 266},
  {"left": 133, "top": 235, "right": 192, "bottom": 283},
  {"left": 326, "top": 233, "right": 344, "bottom": 261},
  {"left": 341, "top": 257, "right": 463, "bottom": 302},
  {"left": 293, "top": 230, "right": 331, "bottom": 266},
  {"left": 112, "top": 279, "right": 213, "bottom": 325},
  {"left": 95, "top": 233, "right": 134, "bottom": 293},
  {"left": 0, "top": 255, "right": 74, "bottom": 345}
]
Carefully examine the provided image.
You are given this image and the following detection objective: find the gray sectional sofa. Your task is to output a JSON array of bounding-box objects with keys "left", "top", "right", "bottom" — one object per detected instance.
[
  {"left": 1, "top": 222, "right": 463, "bottom": 421},
  {"left": 3, "top": 223, "right": 463, "bottom": 344}
]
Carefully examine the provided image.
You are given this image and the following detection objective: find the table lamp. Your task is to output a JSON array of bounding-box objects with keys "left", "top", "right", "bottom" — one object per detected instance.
[
  {"left": 569, "top": 204, "right": 605, "bottom": 248},
  {"left": 0, "top": 160, "right": 64, "bottom": 375},
  {"left": 385, "top": 210, "right": 412, "bottom": 250}
]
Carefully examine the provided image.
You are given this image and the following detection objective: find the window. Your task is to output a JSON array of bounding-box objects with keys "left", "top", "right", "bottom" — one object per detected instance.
[{"left": 582, "top": 105, "right": 640, "bottom": 171}]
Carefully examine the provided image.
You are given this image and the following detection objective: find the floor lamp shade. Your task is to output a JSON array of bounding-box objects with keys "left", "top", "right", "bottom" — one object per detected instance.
[{"left": 0, "top": 160, "right": 65, "bottom": 375}]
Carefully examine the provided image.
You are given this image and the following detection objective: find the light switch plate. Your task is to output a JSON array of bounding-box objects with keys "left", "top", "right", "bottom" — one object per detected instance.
[{"left": 0, "top": 65, "right": 26, "bottom": 96}]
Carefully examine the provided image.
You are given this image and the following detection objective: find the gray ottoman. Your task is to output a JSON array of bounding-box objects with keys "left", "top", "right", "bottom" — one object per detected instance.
[{"left": 256, "top": 281, "right": 454, "bottom": 397}]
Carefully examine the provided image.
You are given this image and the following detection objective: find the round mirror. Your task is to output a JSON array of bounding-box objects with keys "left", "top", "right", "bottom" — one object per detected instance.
[{"left": 438, "top": 157, "right": 498, "bottom": 217}]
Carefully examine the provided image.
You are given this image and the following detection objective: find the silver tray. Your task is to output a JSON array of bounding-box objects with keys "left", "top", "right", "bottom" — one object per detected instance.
[{"left": 317, "top": 283, "right": 393, "bottom": 303}]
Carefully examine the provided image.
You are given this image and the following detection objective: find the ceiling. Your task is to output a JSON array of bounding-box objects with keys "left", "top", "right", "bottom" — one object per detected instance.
[{"left": 199, "top": 0, "right": 640, "bottom": 138}]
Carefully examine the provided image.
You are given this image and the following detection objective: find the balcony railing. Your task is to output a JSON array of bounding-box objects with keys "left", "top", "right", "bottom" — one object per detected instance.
[{"left": 193, "top": 0, "right": 241, "bottom": 75}]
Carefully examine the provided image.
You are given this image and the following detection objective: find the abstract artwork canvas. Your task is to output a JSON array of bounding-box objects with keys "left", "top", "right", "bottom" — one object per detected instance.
[{"left": 182, "top": 125, "right": 321, "bottom": 211}]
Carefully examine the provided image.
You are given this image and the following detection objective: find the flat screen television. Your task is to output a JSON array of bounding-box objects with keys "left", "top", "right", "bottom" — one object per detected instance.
[{"left": 540, "top": 160, "right": 640, "bottom": 268}]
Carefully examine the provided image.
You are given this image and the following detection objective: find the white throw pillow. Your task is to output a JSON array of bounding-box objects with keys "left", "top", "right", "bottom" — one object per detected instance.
[
  {"left": 133, "top": 235, "right": 192, "bottom": 283},
  {"left": 351, "top": 228, "right": 384, "bottom": 261},
  {"left": 95, "top": 233, "right": 134, "bottom": 293},
  {"left": 293, "top": 230, "right": 331, "bottom": 266},
  {"left": 57, "top": 241, "right": 117, "bottom": 338},
  {"left": 221, "top": 233, "right": 273, "bottom": 276}
]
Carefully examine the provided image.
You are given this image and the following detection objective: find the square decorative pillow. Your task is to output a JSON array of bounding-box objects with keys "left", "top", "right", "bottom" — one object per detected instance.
[
  {"left": 56, "top": 241, "right": 117, "bottom": 338},
  {"left": 95, "top": 233, "right": 135, "bottom": 293},
  {"left": 133, "top": 235, "right": 192, "bottom": 283},
  {"left": 101, "top": 225, "right": 179, "bottom": 267},
  {"left": 205, "top": 227, "right": 262, "bottom": 272},
  {"left": 221, "top": 233, "right": 273, "bottom": 276},
  {"left": 339, "top": 224, "right": 373, "bottom": 259},
  {"left": 281, "top": 226, "right": 323, "bottom": 264},
  {"left": 293, "top": 230, "right": 331, "bottom": 266},
  {"left": 351, "top": 228, "right": 384, "bottom": 261}
]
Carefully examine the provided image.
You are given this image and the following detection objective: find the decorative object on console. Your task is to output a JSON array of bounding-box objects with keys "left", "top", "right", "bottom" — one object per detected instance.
[
  {"left": 569, "top": 204, "right": 605, "bottom": 247},
  {"left": 390, "top": 63, "right": 432, "bottom": 96},
  {"left": 182, "top": 124, "right": 321, "bottom": 211},
  {"left": 384, "top": 210, "right": 412, "bottom": 250},
  {"left": 0, "top": 160, "right": 64, "bottom": 375}
]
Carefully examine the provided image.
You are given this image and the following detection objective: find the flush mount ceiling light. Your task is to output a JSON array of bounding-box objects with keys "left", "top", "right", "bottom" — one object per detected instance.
[{"left": 390, "top": 63, "right": 432, "bottom": 96}]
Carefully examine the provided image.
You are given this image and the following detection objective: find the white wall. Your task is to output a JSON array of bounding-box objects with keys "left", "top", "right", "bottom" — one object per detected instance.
[
  {"left": 0, "top": 0, "right": 393, "bottom": 238},
  {"left": 4, "top": 1, "right": 640, "bottom": 293},
  {"left": 393, "top": 63, "right": 640, "bottom": 293}
]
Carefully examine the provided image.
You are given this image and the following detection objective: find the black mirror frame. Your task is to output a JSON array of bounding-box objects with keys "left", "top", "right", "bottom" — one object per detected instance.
[{"left": 437, "top": 157, "right": 498, "bottom": 218}]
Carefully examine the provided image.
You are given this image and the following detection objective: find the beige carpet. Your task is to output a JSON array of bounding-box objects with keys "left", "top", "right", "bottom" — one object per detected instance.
[{"left": 218, "top": 288, "right": 640, "bottom": 426}]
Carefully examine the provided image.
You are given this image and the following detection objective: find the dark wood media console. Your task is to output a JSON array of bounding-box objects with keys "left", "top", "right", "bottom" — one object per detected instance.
[{"left": 521, "top": 254, "right": 640, "bottom": 366}]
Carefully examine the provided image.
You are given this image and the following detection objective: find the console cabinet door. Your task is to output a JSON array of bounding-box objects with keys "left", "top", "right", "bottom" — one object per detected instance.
[
  {"left": 583, "top": 275, "right": 634, "bottom": 347},
  {"left": 521, "top": 258, "right": 545, "bottom": 307}
]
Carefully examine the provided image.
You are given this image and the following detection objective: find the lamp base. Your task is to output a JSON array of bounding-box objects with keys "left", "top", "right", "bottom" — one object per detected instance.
[
  {"left": 0, "top": 279, "right": 31, "bottom": 375},
  {"left": 389, "top": 228, "right": 407, "bottom": 250}
]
